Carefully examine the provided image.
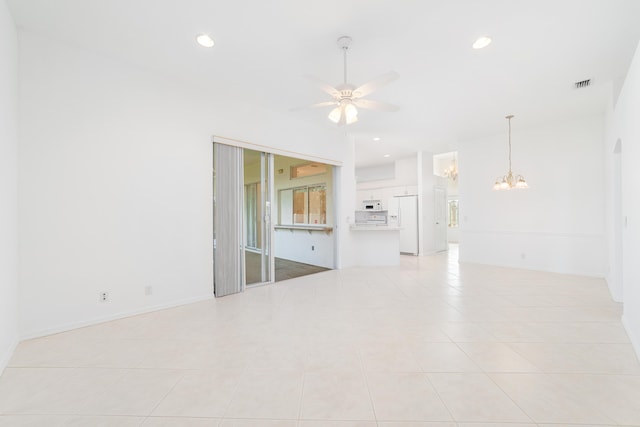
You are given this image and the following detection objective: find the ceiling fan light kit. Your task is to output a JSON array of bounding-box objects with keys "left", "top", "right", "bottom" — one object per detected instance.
[
  {"left": 297, "top": 35, "right": 399, "bottom": 126},
  {"left": 493, "top": 115, "right": 529, "bottom": 191}
]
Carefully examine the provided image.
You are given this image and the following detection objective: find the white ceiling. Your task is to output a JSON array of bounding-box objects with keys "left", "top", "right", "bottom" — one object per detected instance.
[{"left": 7, "top": 0, "right": 640, "bottom": 167}]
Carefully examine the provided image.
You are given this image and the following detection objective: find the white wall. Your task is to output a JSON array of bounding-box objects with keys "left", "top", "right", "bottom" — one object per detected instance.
[
  {"left": 356, "top": 163, "right": 395, "bottom": 183},
  {"left": 337, "top": 136, "right": 357, "bottom": 269},
  {"left": 356, "top": 156, "right": 418, "bottom": 210},
  {"left": 17, "top": 31, "right": 346, "bottom": 338},
  {"left": 604, "top": 97, "right": 623, "bottom": 302},
  {"left": 605, "top": 41, "right": 640, "bottom": 356},
  {"left": 459, "top": 116, "right": 605, "bottom": 276},
  {"left": 274, "top": 229, "right": 334, "bottom": 269},
  {"left": 0, "top": 0, "right": 19, "bottom": 372}
]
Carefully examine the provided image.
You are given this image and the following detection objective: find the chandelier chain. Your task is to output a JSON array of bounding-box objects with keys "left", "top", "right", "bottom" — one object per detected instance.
[
  {"left": 507, "top": 114, "right": 513, "bottom": 174},
  {"left": 493, "top": 114, "right": 528, "bottom": 190}
]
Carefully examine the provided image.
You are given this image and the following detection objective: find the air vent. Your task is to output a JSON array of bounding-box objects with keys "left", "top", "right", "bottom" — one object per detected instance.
[{"left": 574, "top": 79, "right": 591, "bottom": 89}]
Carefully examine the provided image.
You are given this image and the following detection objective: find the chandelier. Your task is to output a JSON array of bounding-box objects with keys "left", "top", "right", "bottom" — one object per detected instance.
[
  {"left": 443, "top": 155, "right": 458, "bottom": 181},
  {"left": 493, "top": 115, "right": 529, "bottom": 190}
]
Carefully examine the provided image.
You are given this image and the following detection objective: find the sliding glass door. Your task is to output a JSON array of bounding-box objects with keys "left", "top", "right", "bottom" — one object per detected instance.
[
  {"left": 213, "top": 143, "right": 273, "bottom": 296},
  {"left": 244, "top": 149, "right": 273, "bottom": 286},
  {"left": 213, "top": 138, "right": 339, "bottom": 295}
]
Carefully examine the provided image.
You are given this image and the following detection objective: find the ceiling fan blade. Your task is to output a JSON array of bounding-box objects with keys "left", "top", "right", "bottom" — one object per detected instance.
[
  {"left": 309, "top": 101, "right": 339, "bottom": 108},
  {"left": 304, "top": 74, "right": 340, "bottom": 98},
  {"left": 353, "top": 99, "right": 400, "bottom": 112},
  {"left": 289, "top": 101, "right": 337, "bottom": 112},
  {"left": 353, "top": 71, "right": 399, "bottom": 98}
]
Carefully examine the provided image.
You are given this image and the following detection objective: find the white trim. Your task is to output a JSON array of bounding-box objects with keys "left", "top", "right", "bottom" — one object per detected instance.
[
  {"left": 605, "top": 275, "right": 623, "bottom": 302},
  {"left": 20, "top": 294, "right": 214, "bottom": 341},
  {"left": 419, "top": 249, "right": 439, "bottom": 256},
  {"left": 268, "top": 153, "right": 277, "bottom": 278},
  {"left": 462, "top": 229, "right": 604, "bottom": 239},
  {"left": 0, "top": 339, "right": 19, "bottom": 375},
  {"left": 622, "top": 314, "right": 640, "bottom": 363},
  {"left": 460, "top": 259, "right": 604, "bottom": 278},
  {"left": 332, "top": 164, "right": 342, "bottom": 270},
  {"left": 417, "top": 152, "right": 424, "bottom": 256},
  {"left": 212, "top": 135, "right": 342, "bottom": 167}
]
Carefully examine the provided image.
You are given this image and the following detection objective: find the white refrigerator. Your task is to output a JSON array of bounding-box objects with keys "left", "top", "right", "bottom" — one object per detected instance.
[{"left": 389, "top": 195, "right": 419, "bottom": 255}]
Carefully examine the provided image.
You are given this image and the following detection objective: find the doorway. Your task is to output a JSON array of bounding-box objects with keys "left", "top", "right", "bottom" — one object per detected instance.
[
  {"left": 434, "top": 186, "right": 448, "bottom": 252},
  {"left": 272, "top": 155, "right": 334, "bottom": 280},
  {"left": 213, "top": 139, "right": 337, "bottom": 297}
]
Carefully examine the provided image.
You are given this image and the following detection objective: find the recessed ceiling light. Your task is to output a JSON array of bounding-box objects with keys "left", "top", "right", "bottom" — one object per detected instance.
[
  {"left": 196, "top": 34, "right": 215, "bottom": 48},
  {"left": 383, "top": 154, "right": 391, "bottom": 158},
  {"left": 373, "top": 137, "right": 381, "bottom": 141},
  {"left": 472, "top": 36, "right": 492, "bottom": 49}
]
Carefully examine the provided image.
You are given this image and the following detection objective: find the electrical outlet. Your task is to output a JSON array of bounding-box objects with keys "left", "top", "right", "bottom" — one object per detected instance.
[
  {"left": 100, "top": 292, "right": 108, "bottom": 302},
  {"left": 145, "top": 286, "right": 153, "bottom": 296}
]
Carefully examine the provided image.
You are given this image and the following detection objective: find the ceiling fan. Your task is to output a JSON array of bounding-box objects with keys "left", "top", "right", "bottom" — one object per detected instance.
[{"left": 297, "top": 35, "right": 400, "bottom": 126}]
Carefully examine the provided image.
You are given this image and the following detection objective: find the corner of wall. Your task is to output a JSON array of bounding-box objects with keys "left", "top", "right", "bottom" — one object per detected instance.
[
  {"left": 336, "top": 135, "right": 357, "bottom": 269},
  {"left": 622, "top": 314, "right": 640, "bottom": 363},
  {"left": 605, "top": 276, "right": 623, "bottom": 303},
  {"left": 610, "top": 38, "right": 640, "bottom": 362},
  {"left": 0, "top": 0, "right": 20, "bottom": 377},
  {"left": 0, "top": 339, "right": 18, "bottom": 375}
]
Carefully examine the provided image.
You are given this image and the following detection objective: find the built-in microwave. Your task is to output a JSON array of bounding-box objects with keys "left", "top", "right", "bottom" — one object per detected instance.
[{"left": 362, "top": 199, "right": 382, "bottom": 211}]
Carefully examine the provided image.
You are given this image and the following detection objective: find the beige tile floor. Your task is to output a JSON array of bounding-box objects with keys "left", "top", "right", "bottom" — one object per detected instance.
[{"left": 1, "top": 246, "right": 640, "bottom": 426}]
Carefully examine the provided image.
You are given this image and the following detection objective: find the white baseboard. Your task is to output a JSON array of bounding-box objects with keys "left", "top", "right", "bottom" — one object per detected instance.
[
  {"left": 604, "top": 274, "right": 623, "bottom": 302},
  {"left": 0, "top": 339, "right": 18, "bottom": 375},
  {"left": 20, "top": 294, "right": 214, "bottom": 341},
  {"left": 622, "top": 313, "right": 640, "bottom": 363}
]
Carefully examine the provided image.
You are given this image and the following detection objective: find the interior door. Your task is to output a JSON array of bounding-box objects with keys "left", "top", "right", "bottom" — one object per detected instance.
[
  {"left": 434, "top": 187, "right": 448, "bottom": 252},
  {"left": 213, "top": 143, "right": 244, "bottom": 297}
]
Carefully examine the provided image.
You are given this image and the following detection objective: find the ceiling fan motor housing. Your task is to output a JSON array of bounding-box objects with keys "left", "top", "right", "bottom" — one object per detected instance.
[{"left": 337, "top": 35, "right": 352, "bottom": 50}]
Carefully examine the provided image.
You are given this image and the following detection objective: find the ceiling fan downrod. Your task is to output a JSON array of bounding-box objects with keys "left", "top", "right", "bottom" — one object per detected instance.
[{"left": 337, "top": 36, "right": 352, "bottom": 85}]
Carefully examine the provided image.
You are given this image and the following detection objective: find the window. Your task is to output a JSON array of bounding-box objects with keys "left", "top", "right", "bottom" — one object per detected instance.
[
  {"left": 279, "top": 184, "right": 327, "bottom": 225},
  {"left": 293, "top": 188, "right": 306, "bottom": 224},
  {"left": 448, "top": 199, "right": 459, "bottom": 228},
  {"left": 308, "top": 185, "right": 327, "bottom": 225},
  {"left": 291, "top": 162, "right": 327, "bottom": 179}
]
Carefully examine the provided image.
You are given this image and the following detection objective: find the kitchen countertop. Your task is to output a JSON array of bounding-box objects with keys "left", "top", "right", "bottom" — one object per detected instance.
[{"left": 349, "top": 225, "right": 401, "bottom": 231}]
